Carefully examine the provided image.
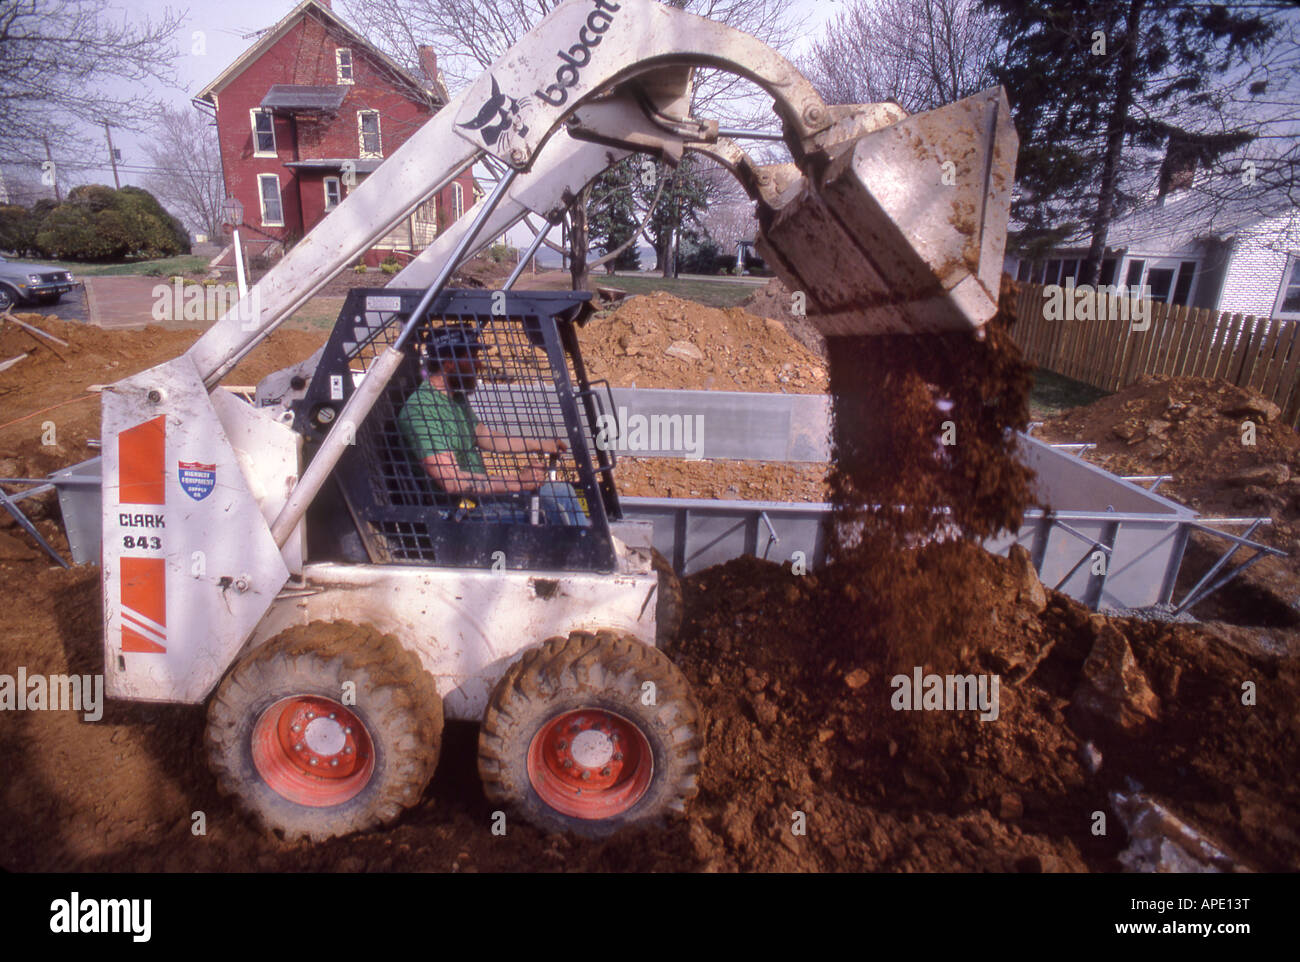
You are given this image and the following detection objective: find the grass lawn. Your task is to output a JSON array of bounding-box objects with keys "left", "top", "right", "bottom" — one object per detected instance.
[
  {"left": 603, "top": 274, "right": 759, "bottom": 308},
  {"left": 23, "top": 254, "right": 211, "bottom": 277},
  {"left": 285, "top": 296, "right": 346, "bottom": 331},
  {"left": 1029, "top": 368, "right": 1110, "bottom": 420}
]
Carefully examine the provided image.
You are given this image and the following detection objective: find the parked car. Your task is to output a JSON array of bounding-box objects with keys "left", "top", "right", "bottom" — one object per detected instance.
[{"left": 0, "top": 254, "right": 76, "bottom": 311}]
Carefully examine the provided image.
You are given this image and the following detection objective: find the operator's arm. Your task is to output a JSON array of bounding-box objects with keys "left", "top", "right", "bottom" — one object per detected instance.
[
  {"left": 474, "top": 422, "right": 567, "bottom": 455},
  {"left": 420, "top": 451, "right": 546, "bottom": 496}
]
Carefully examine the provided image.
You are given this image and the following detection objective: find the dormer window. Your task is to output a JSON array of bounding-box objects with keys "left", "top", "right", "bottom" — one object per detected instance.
[{"left": 336, "top": 48, "right": 354, "bottom": 84}]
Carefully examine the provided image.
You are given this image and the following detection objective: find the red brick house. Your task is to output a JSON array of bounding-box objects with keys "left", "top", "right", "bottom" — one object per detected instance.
[{"left": 196, "top": 0, "right": 476, "bottom": 265}]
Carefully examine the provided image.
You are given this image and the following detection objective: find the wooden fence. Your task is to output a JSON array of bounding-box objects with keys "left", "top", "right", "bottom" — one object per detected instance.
[{"left": 1010, "top": 282, "right": 1300, "bottom": 427}]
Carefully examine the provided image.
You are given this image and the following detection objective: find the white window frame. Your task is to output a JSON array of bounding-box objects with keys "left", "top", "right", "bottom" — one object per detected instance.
[
  {"left": 1275, "top": 253, "right": 1300, "bottom": 320},
  {"left": 452, "top": 182, "right": 464, "bottom": 220},
  {"left": 357, "top": 110, "right": 382, "bottom": 159},
  {"left": 258, "top": 173, "right": 284, "bottom": 227},
  {"left": 1124, "top": 254, "right": 1200, "bottom": 305},
  {"left": 323, "top": 177, "right": 342, "bottom": 212},
  {"left": 250, "top": 108, "right": 276, "bottom": 157},
  {"left": 335, "top": 48, "right": 354, "bottom": 84}
]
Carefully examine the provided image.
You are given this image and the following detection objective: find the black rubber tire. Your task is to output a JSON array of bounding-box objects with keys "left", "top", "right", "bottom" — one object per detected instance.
[
  {"left": 478, "top": 630, "right": 703, "bottom": 838},
  {"left": 650, "top": 549, "right": 684, "bottom": 646},
  {"left": 206, "top": 621, "right": 443, "bottom": 842},
  {"left": 0, "top": 285, "right": 17, "bottom": 312}
]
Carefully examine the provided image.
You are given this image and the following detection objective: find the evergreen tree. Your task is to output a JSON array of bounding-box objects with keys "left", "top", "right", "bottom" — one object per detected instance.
[{"left": 985, "top": 0, "right": 1274, "bottom": 282}]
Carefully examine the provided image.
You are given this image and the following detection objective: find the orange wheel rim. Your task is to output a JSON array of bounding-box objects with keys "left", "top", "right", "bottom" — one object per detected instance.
[
  {"left": 526, "top": 709, "right": 654, "bottom": 819},
  {"left": 251, "top": 696, "right": 375, "bottom": 807}
]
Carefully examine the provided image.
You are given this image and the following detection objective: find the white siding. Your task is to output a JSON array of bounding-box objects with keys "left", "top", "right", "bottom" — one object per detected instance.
[{"left": 1217, "top": 210, "right": 1300, "bottom": 317}]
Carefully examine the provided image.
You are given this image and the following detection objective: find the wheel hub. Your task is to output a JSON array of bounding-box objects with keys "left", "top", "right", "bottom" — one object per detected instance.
[
  {"left": 526, "top": 709, "right": 654, "bottom": 819},
  {"left": 251, "top": 696, "right": 374, "bottom": 806}
]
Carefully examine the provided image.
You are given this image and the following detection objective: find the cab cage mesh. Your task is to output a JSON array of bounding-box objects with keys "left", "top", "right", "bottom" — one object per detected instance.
[{"left": 293, "top": 288, "right": 620, "bottom": 572}]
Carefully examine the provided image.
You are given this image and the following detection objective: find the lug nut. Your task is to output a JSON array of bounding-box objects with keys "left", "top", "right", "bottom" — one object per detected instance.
[
  {"left": 344, "top": 727, "right": 352, "bottom": 735},
  {"left": 330, "top": 759, "right": 339, "bottom": 767},
  {"left": 309, "top": 758, "right": 318, "bottom": 766},
  {"left": 291, "top": 724, "right": 301, "bottom": 732},
  {"left": 613, "top": 753, "right": 623, "bottom": 761},
  {"left": 294, "top": 743, "right": 304, "bottom": 751},
  {"left": 581, "top": 770, "right": 591, "bottom": 780},
  {"left": 563, "top": 759, "right": 573, "bottom": 769},
  {"left": 306, "top": 712, "right": 315, "bottom": 719},
  {"left": 600, "top": 768, "right": 611, "bottom": 777},
  {"left": 344, "top": 746, "right": 353, "bottom": 754},
  {"left": 329, "top": 713, "right": 336, "bottom": 720},
  {"left": 557, "top": 740, "right": 566, "bottom": 750}
]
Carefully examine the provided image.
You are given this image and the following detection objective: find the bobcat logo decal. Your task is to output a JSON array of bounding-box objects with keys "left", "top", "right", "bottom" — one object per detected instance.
[{"left": 458, "top": 75, "right": 531, "bottom": 150}]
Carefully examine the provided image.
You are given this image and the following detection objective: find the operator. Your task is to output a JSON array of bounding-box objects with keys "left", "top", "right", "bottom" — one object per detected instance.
[{"left": 396, "top": 322, "right": 589, "bottom": 526}]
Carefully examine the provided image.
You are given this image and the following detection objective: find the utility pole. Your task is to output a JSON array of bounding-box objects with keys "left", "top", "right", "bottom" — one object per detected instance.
[
  {"left": 42, "top": 135, "right": 62, "bottom": 202},
  {"left": 104, "top": 122, "right": 121, "bottom": 189}
]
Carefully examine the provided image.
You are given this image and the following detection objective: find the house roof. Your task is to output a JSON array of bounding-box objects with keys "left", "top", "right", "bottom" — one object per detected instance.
[
  {"left": 1061, "top": 178, "right": 1297, "bottom": 255},
  {"left": 196, "top": 0, "right": 444, "bottom": 108},
  {"left": 261, "top": 84, "right": 349, "bottom": 112}
]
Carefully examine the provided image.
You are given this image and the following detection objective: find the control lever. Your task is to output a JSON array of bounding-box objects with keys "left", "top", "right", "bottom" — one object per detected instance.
[{"left": 529, "top": 452, "right": 562, "bottom": 526}]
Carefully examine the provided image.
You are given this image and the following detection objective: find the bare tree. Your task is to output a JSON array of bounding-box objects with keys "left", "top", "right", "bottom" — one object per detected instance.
[
  {"left": 142, "top": 106, "right": 225, "bottom": 239},
  {"left": 340, "top": 0, "right": 803, "bottom": 287},
  {"left": 0, "top": 0, "right": 184, "bottom": 181},
  {"left": 803, "top": 0, "right": 998, "bottom": 113}
]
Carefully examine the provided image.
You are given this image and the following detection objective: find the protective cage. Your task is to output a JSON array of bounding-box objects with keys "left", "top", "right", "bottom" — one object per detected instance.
[{"left": 293, "top": 288, "right": 621, "bottom": 572}]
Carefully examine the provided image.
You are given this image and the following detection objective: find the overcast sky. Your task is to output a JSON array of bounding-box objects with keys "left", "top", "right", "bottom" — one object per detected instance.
[{"left": 92, "top": 0, "right": 843, "bottom": 193}]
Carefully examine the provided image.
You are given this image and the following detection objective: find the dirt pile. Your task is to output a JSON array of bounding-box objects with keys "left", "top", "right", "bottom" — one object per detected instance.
[
  {"left": 1039, "top": 376, "right": 1300, "bottom": 546},
  {"left": 614, "top": 458, "right": 828, "bottom": 502},
  {"left": 738, "top": 277, "right": 827, "bottom": 358},
  {"left": 5, "top": 541, "right": 1297, "bottom": 872},
  {"left": 0, "top": 313, "right": 325, "bottom": 483},
  {"left": 576, "top": 292, "right": 828, "bottom": 393},
  {"left": 1038, "top": 375, "right": 1300, "bottom": 621}
]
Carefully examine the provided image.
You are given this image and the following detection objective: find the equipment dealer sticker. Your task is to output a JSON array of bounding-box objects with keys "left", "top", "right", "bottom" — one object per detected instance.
[{"left": 178, "top": 461, "right": 216, "bottom": 501}]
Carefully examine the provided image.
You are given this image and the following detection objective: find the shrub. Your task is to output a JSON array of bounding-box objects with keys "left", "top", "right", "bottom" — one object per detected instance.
[
  {"left": 0, "top": 205, "right": 38, "bottom": 256},
  {"left": 353, "top": 262, "right": 368, "bottom": 274},
  {"left": 31, "top": 185, "right": 190, "bottom": 261},
  {"left": 487, "top": 242, "right": 518, "bottom": 263}
]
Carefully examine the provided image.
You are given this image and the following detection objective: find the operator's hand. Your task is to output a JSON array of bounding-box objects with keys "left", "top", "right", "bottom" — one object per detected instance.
[
  {"left": 518, "top": 464, "right": 549, "bottom": 488},
  {"left": 539, "top": 438, "right": 569, "bottom": 455}
]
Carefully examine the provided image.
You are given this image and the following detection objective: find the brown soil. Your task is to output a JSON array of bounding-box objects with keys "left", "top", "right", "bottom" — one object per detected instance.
[
  {"left": 1037, "top": 375, "right": 1300, "bottom": 623},
  {"left": 3, "top": 291, "right": 1299, "bottom": 872},
  {"left": 614, "top": 457, "right": 828, "bottom": 501},
  {"left": 576, "top": 291, "right": 828, "bottom": 393}
]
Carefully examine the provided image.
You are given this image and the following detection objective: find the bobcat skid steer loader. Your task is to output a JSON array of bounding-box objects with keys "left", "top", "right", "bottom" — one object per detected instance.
[{"left": 98, "top": 0, "right": 1017, "bottom": 841}]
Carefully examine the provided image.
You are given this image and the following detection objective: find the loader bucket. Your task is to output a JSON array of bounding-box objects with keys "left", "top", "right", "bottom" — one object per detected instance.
[{"left": 756, "top": 87, "right": 1018, "bottom": 337}]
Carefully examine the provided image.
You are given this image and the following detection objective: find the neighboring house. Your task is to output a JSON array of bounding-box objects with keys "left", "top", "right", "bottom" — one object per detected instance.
[
  {"left": 195, "top": 0, "right": 474, "bottom": 265},
  {"left": 1007, "top": 152, "right": 1300, "bottom": 322}
]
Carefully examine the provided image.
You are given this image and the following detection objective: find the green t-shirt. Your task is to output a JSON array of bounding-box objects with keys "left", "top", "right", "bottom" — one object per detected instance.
[{"left": 397, "top": 382, "right": 486, "bottom": 475}]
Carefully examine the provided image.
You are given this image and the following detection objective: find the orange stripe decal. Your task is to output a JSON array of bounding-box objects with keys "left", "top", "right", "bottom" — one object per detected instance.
[
  {"left": 120, "top": 556, "right": 166, "bottom": 653},
  {"left": 119, "top": 415, "right": 166, "bottom": 505}
]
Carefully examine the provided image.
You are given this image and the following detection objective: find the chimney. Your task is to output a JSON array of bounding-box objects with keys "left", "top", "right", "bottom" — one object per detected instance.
[
  {"left": 417, "top": 46, "right": 439, "bottom": 85},
  {"left": 1157, "top": 136, "right": 1198, "bottom": 203}
]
